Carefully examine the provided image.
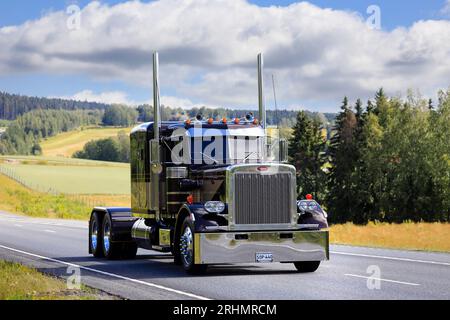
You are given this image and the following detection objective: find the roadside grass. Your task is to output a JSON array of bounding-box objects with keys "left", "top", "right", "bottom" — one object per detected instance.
[
  {"left": 330, "top": 221, "right": 450, "bottom": 252},
  {"left": 0, "top": 174, "right": 129, "bottom": 219},
  {"left": 0, "top": 260, "right": 114, "bottom": 300},
  {"left": 40, "top": 126, "right": 133, "bottom": 158},
  {"left": 0, "top": 156, "right": 130, "bottom": 195}
]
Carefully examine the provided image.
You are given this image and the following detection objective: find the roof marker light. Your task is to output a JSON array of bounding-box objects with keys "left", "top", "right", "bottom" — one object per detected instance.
[{"left": 306, "top": 194, "right": 313, "bottom": 200}]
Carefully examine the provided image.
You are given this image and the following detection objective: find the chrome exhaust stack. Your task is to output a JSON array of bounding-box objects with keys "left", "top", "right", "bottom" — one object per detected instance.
[
  {"left": 257, "top": 53, "right": 266, "bottom": 129},
  {"left": 150, "top": 52, "right": 161, "bottom": 214},
  {"left": 153, "top": 52, "right": 161, "bottom": 144}
]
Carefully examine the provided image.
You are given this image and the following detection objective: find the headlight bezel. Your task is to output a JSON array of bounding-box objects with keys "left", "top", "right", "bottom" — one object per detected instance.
[{"left": 204, "top": 201, "right": 226, "bottom": 214}]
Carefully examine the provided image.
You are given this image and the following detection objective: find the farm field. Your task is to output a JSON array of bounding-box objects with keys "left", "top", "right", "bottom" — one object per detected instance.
[
  {"left": 0, "top": 156, "right": 130, "bottom": 195},
  {"left": 0, "top": 172, "right": 129, "bottom": 219},
  {"left": 40, "top": 126, "right": 133, "bottom": 157}
]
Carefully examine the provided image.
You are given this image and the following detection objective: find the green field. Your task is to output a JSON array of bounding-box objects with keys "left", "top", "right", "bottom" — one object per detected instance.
[
  {"left": 40, "top": 126, "right": 133, "bottom": 158},
  {"left": 0, "top": 156, "right": 130, "bottom": 195}
]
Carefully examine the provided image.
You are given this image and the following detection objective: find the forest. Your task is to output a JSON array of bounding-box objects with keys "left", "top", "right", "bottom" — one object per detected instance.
[
  {"left": 0, "top": 92, "right": 109, "bottom": 120},
  {"left": 289, "top": 88, "right": 450, "bottom": 224}
]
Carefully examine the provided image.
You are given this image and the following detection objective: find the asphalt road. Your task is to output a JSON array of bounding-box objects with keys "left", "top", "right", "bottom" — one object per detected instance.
[{"left": 0, "top": 211, "right": 449, "bottom": 300}]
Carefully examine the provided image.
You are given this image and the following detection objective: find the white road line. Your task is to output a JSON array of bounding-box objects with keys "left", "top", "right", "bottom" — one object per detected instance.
[
  {"left": 331, "top": 251, "right": 450, "bottom": 267},
  {"left": 14, "top": 224, "right": 23, "bottom": 227},
  {"left": 43, "top": 230, "right": 56, "bottom": 233},
  {"left": 0, "top": 218, "right": 86, "bottom": 230},
  {"left": 345, "top": 273, "right": 420, "bottom": 286},
  {"left": 0, "top": 244, "right": 210, "bottom": 301}
]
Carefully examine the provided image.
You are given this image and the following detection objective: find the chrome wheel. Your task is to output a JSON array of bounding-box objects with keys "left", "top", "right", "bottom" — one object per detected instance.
[
  {"left": 91, "top": 219, "right": 98, "bottom": 251},
  {"left": 180, "top": 226, "right": 193, "bottom": 267},
  {"left": 103, "top": 220, "right": 111, "bottom": 254}
]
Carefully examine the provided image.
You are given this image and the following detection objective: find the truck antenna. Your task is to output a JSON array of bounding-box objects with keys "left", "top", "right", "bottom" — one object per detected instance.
[
  {"left": 272, "top": 74, "right": 279, "bottom": 130},
  {"left": 257, "top": 53, "right": 266, "bottom": 129}
]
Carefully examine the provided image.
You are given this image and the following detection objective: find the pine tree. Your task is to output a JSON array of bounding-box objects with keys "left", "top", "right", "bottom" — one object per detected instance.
[
  {"left": 326, "top": 97, "right": 359, "bottom": 223},
  {"left": 288, "top": 111, "right": 327, "bottom": 201}
]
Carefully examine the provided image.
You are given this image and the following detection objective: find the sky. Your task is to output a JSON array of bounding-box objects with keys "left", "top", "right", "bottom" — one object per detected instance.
[{"left": 0, "top": 0, "right": 449, "bottom": 112}]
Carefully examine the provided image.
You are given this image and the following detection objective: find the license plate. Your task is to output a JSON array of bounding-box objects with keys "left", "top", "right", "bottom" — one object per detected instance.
[{"left": 256, "top": 252, "right": 273, "bottom": 263}]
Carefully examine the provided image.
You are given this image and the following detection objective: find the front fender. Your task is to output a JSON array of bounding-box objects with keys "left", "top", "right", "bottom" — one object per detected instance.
[
  {"left": 296, "top": 202, "right": 329, "bottom": 229},
  {"left": 176, "top": 204, "right": 228, "bottom": 233}
]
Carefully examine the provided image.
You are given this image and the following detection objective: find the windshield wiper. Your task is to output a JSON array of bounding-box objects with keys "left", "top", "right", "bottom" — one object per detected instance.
[{"left": 239, "top": 151, "right": 259, "bottom": 164}]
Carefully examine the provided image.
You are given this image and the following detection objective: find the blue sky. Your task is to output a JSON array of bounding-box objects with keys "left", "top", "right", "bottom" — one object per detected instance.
[
  {"left": 1, "top": 0, "right": 447, "bottom": 30},
  {"left": 0, "top": 0, "right": 449, "bottom": 112}
]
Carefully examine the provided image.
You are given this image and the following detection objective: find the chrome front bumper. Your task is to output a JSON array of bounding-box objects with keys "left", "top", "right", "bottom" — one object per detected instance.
[{"left": 194, "top": 230, "right": 329, "bottom": 265}]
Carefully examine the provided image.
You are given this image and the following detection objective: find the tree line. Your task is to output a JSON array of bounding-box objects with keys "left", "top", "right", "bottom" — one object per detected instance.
[
  {"left": 1, "top": 91, "right": 335, "bottom": 128},
  {"left": 0, "top": 92, "right": 110, "bottom": 120},
  {"left": 136, "top": 104, "right": 335, "bottom": 128},
  {"left": 289, "top": 88, "right": 450, "bottom": 224}
]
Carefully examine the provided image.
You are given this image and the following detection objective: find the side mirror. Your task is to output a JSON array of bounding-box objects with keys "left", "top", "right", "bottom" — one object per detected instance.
[{"left": 279, "top": 139, "right": 288, "bottom": 163}]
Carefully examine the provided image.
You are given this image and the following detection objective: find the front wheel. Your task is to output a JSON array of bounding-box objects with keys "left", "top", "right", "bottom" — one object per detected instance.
[
  {"left": 294, "top": 261, "right": 321, "bottom": 273},
  {"left": 179, "top": 218, "right": 207, "bottom": 274}
]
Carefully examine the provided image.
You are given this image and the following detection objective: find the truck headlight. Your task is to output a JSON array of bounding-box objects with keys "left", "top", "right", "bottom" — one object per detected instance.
[
  {"left": 298, "top": 200, "right": 309, "bottom": 211},
  {"left": 297, "top": 200, "right": 320, "bottom": 213},
  {"left": 204, "top": 201, "right": 225, "bottom": 213}
]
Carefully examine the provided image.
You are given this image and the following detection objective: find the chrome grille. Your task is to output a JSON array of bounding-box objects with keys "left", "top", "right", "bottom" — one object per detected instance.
[{"left": 234, "top": 172, "right": 292, "bottom": 225}]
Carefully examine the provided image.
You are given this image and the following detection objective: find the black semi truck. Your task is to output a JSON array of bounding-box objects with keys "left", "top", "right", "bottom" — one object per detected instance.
[{"left": 88, "top": 53, "right": 329, "bottom": 274}]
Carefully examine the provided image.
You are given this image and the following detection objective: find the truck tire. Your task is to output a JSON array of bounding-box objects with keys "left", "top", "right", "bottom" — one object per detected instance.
[
  {"left": 179, "top": 217, "right": 207, "bottom": 274},
  {"left": 101, "top": 214, "right": 137, "bottom": 260},
  {"left": 102, "top": 214, "right": 121, "bottom": 259},
  {"left": 293, "top": 261, "right": 321, "bottom": 273},
  {"left": 89, "top": 212, "right": 104, "bottom": 258}
]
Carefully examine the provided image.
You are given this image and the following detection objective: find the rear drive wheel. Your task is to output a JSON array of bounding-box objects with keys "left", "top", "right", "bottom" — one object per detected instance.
[
  {"left": 294, "top": 261, "right": 321, "bottom": 273},
  {"left": 179, "top": 218, "right": 207, "bottom": 274},
  {"left": 101, "top": 214, "right": 137, "bottom": 260},
  {"left": 89, "top": 212, "right": 104, "bottom": 258},
  {"left": 102, "top": 214, "right": 120, "bottom": 259}
]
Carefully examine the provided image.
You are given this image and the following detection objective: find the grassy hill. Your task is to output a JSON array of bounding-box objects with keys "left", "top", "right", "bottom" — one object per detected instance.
[{"left": 40, "top": 126, "right": 133, "bottom": 158}]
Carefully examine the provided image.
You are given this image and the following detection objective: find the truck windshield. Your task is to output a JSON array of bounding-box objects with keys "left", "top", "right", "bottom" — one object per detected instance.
[{"left": 190, "top": 135, "right": 264, "bottom": 165}]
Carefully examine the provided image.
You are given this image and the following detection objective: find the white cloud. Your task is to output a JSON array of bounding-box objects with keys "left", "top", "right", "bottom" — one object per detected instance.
[
  {"left": 60, "top": 89, "right": 211, "bottom": 109},
  {"left": 63, "top": 90, "right": 135, "bottom": 105},
  {"left": 1, "top": 0, "right": 450, "bottom": 111}
]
